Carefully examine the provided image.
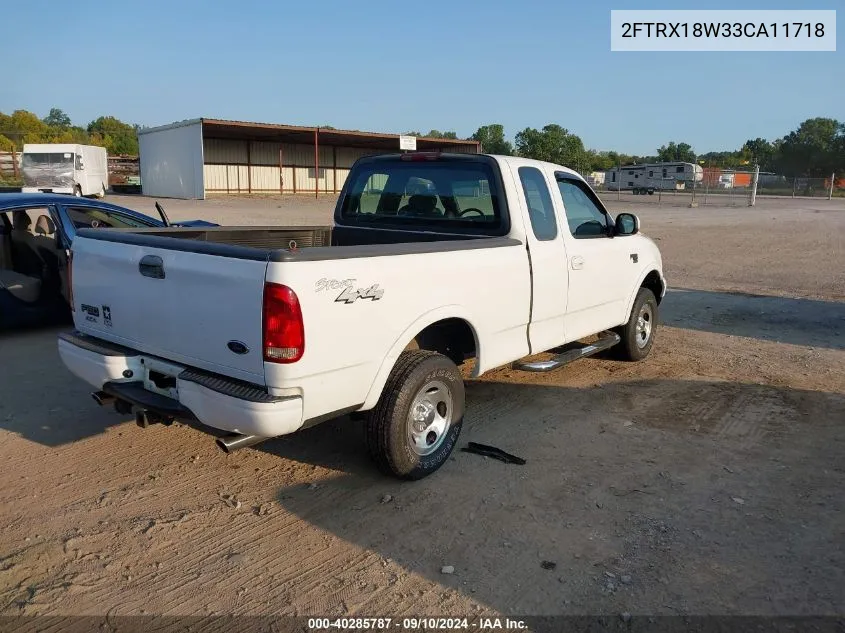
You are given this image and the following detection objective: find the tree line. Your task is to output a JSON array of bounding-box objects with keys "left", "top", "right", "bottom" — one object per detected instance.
[
  {"left": 414, "top": 118, "right": 845, "bottom": 178},
  {"left": 0, "top": 108, "right": 139, "bottom": 155},
  {"left": 2, "top": 107, "right": 842, "bottom": 178}
]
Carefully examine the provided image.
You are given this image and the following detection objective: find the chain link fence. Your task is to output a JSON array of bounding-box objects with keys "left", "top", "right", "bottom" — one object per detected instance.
[{"left": 587, "top": 162, "right": 842, "bottom": 206}]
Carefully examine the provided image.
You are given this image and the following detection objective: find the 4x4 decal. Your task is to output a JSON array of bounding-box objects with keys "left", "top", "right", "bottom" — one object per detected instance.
[{"left": 315, "top": 278, "right": 384, "bottom": 304}]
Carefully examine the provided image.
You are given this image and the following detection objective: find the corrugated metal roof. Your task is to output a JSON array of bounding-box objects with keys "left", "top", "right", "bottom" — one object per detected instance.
[{"left": 139, "top": 117, "right": 479, "bottom": 152}]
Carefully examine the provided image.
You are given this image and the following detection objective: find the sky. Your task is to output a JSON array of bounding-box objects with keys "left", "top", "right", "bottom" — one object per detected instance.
[{"left": 2, "top": 0, "right": 842, "bottom": 155}]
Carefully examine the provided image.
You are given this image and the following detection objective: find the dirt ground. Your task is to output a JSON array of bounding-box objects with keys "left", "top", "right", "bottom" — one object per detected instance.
[{"left": 0, "top": 193, "right": 843, "bottom": 619}]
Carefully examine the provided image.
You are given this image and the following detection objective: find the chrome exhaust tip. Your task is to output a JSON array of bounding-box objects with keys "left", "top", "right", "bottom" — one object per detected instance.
[
  {"left": 91, "top": 391, "right": 115, "bottom": 406},
  {"left": 215, "top": 434, "right": 268, "bottom": 453}
]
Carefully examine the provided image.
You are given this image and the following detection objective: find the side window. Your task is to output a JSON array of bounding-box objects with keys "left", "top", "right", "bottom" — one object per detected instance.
[
  {"left": 66, "top": 207, "right": 151, "bottom": 229},
  {"left": 518, "top": 166, "right": 557, "bottom": 241},
  {"left": 359, "top": 173, "right": 388, "bottom": 213},
  {"left": 676, "top": 166, "right": 684, "bottom": 174},
  {"left": 4, "top": 207, "right": 55, "bottom": 238},
  {"left": 557, "top": 177, "right": 610, "bottom": 239}
]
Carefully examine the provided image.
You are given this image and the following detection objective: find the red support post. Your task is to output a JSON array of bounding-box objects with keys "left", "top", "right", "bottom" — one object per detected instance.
[{"left": 314, "top": 128, "right": 319, "bottom": 199}]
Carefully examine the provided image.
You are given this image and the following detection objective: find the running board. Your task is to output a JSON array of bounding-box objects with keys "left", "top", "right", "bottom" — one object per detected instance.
[{"left": 512, "top": 333, "right": 621, "bottom": 372}]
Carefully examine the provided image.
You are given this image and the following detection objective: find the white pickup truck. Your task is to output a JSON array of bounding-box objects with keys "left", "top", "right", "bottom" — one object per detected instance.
[{"left": 58, "top": 152, "right": 665, "bottom": 479}]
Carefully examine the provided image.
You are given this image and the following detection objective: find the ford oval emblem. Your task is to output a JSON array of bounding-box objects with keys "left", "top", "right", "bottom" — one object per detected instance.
[{"left": 227, "top": 340, "right": 249, "bottom": 355}]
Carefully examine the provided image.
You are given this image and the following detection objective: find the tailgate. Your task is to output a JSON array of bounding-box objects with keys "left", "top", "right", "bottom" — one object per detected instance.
[{"left": 70, "top": 233, "right": 269, "bottom": 384}]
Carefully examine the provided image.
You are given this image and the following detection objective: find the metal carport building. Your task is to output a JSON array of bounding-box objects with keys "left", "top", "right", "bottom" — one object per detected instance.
[{"left": 137, "top": 118, "right": 481, "bottom": 200}]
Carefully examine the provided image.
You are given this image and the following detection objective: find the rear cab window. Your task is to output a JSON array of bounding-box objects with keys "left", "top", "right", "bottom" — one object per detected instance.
[{"left": 337, "top": 155, "right": 510, "bottom": 236}]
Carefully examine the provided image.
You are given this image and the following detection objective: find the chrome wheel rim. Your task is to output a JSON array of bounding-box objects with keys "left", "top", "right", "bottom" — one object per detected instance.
[
  {"left": 635, "top": 303, "right": 653, "bottom": 348},
  {"left": 407, "top": 380, "right": 452, "bottom": 456}
]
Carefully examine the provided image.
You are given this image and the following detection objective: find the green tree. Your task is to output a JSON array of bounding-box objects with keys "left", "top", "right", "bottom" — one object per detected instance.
[
  {"left": 774, "top": 117, "right": 842, "bottom": 176},
  {"left": 0, "top": 134, "right": 14, "bottom": 151},
  {"left": 43, "top": 107, "right": 72, "bottom": 129},
  {"left": 740, "top": 138, "right": 775, "bottom": 170},
  {"left": 698, "top": 150, "right": 745, "bottom": 169},
  {"left": 0, "top": 109, "right": 52, "bottom": 149},
  {"left": 423, "top": 130, "right": 458, "bottom": 139},
  {"left": 656, "top": 141, "right": 696, "bottom": 163},
  {"left": 471, "top": 124, "right": 513, "bottom": 155},
  {"left": 514, "top": 124, "right": 585, "bottom": 168},
  {"left": 87, "top": 115, "right": 139, "bottom": 155},
  {"left": 584, "top": 150, "right": 616, "bottom": 171}
]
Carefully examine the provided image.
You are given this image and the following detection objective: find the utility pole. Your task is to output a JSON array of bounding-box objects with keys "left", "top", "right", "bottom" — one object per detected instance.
[
  {"left": 829, "top": 172, "right": 836, "bottom": 200},
  {"left": 749, "top": 164, "right": 760, "bottom": 206},
  {"left": 616, "top": 160, "right": 621, "bottom": 201}
]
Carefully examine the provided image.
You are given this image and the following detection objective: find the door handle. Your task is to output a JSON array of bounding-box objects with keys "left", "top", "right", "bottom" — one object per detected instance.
[
  {"left": 139, "top": 255, "right": 165, "bottom": 279},
  {"left": 570, "top": 255, "right": 585, "bottom": 270}
]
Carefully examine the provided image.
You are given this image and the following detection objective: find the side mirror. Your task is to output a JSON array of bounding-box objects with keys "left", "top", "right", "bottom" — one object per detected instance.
[{"left": 614, "top": 212, "right": 639, "bottom": 236}]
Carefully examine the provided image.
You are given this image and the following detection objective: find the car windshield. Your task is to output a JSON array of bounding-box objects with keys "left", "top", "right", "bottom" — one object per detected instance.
[
  {"left": 21, "top": 153, "right": 74, "bottom": 167},
  {"left": 339, "top": 159, "right": 507, "bottom": 234}
]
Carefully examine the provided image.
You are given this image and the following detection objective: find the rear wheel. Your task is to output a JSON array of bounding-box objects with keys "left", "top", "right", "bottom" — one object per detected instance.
[
  {"left": 366, "top": 350, "right": 464, "bottom": 480},
  {"left": 73, "top": 186, "right": 82, "bottom": 197},
  {"left": 613, "top": 287, "right": 658, "bottom": 361}
]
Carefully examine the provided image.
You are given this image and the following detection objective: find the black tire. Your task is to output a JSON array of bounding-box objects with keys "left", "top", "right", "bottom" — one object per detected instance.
[
  {"left": 366, "top": 350, "right": 464, "bottom": 480},
  {"left": 73, "top": 186, "right": 82, "bottom": 197},
  {"left": 647, "top": 189, "right": 654, "bottom": 195},
  {"left": 613, "top": 287, "right": 658, "bottom": 361}
]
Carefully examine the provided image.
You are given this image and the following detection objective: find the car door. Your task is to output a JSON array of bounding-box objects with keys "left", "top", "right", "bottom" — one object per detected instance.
[
  {"left": 507, "top": 163, "right": 569, "bottom": 354},
  {"left": 57, "top": 203, "right": 158, "bottom": 243},
  {"left": 56, "top": 204, "right": 161, "bottom": 304},
  {"left": 554, "top": 173, "right": 637, "bottom": 340}
]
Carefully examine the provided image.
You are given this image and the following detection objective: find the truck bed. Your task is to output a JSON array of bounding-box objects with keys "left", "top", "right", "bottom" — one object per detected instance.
[
  {"left": 74, "top": 224, "right": 506, "bottom": 263},
  {"left": 68, "top": 222, "right": 522, "bottom": 386}
]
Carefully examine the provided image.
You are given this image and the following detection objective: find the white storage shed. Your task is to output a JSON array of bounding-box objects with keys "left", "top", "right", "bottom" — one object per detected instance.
[{"left": 138, "top": 118, "right": 480, "bottom": 200}]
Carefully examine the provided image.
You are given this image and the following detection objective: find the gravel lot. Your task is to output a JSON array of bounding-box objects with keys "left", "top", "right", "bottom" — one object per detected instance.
[{"left": 0, "top": 193, "right": 843, "bottom": 619}]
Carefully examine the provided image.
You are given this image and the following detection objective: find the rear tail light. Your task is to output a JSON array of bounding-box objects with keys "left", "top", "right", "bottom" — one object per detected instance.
[{"left": 262, "top": 282, "right": 304, "bottom": 363}]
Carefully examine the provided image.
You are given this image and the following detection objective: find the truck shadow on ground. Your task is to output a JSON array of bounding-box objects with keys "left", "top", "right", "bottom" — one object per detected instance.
[
  {"left": 263, "top": 378, "right": 845, "bottom": 616},
  {"left": 0, "top": 325, "right": 136, "bottom": 446},
  {"left": 660, "top": 287, "right": 845, "bottom": 351}
]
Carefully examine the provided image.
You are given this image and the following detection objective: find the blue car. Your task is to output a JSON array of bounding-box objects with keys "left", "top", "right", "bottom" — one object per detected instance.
[{"left": 0, "top": 193, "right": 216, "bottom": 330}]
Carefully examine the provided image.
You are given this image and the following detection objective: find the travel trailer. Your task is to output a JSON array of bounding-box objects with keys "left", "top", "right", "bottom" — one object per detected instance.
[
  {"left": 605, "top": 162, "right": 703, "bottom": 195},
  {"left": 20, "top": 144, "right": 108, "bottom": 197}
]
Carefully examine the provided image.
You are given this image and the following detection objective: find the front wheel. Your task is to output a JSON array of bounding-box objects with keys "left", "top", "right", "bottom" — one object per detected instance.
[
  {"left": 366, "top": 350, "right": 464, "bottom": 480},
  {"left": 613, "top": 287, "right": 658, "bottom": 361}
]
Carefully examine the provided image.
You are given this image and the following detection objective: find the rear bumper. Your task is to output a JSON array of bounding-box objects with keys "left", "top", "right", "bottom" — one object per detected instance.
[{"left": 57, "top": 330, "right": 304, "bottom": 438}]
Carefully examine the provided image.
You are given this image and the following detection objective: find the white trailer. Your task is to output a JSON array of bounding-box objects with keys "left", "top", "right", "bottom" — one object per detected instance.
[
  {"left": 606, "top": 162, "right": 703, "bottom": 195},
  {"left": 20, "top": 144, "right": 108, "bottom": 198}
]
